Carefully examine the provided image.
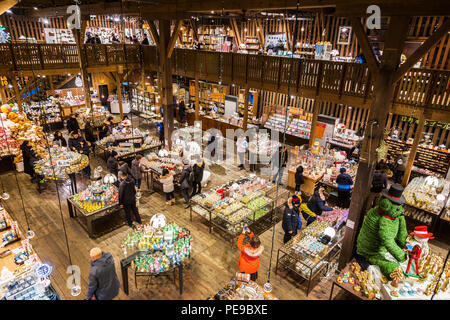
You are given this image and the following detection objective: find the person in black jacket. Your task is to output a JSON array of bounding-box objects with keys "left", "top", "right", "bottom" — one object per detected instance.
[
  {"left": 86, "top": 248, "right": 120, "bottom": 300},
  {"left": 20, "top": 140, "right": 38, "bottom": 181},
  {"left": 141, "top": 34, "right": 150, "bottom": 45},
  {"left": 336, "top": 167, "right": 354, "bottom": 208},
  {"left": 68, "top": 132, "right": 83, "bottom": 152},
  {"left": 191, "top": 157, "right": 205, "bottom": 196},
  {"left": 178, "top": 159, "right": 192, "bottom": 208},
  {"left": 364, "top": 164, "right": 388, "bottom": 213},
  {"left": 282, "top": 195, "right": 302, "bottom": 244},
  {"left": 84, "top": 121, "right": 96, "bottom": 145},
  {"left": 294, "top": 165, "right": 304, "bottom": 192},
  {"left": 179, "top": 101, "right": 186, "bottom": 124},
  {"left": 78, "top": 139, "right": 91, "bottom": 177},
  {"left": 107, "top": 151, "right": 119, "bottom": 177},
  {"left": 271, "top": 145, "right": 288, "bottom": 185},
  {"left": 118, "top": 172, "right": 142, "bottom": 227},
  {"left": 66, "top": 114, "right": 80, "bottom": 135},
  {"left": 53, "top": 131, "right": 67, "bottom": 147},
  {"left": 304, "top": 187, "right": 333, "bottom": 226}
]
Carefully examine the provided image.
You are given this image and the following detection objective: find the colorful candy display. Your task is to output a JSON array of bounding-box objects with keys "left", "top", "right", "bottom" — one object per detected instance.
[
  {"left": 122, "top": 220, "right": 192, "bottom": 273},
  {"left": 72, "top": 181, "right": 119, "bottom": 213},
  {"left": 404, "top": 176, "right": 449, "bottom": 214},
  {"left": 34, "top": 146, "right": 89, "bottom": 181}
]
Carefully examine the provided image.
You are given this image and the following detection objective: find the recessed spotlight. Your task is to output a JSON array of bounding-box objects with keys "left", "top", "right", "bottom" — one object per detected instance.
[
  {"left": 6, "top": 9, "right": 12, "bottom": 14},
  {"left": 211, "top": 10, "right": 214, "bottom": 14},
  {"left": 33, "top": 7, "right": 38, "bottom": 10}
]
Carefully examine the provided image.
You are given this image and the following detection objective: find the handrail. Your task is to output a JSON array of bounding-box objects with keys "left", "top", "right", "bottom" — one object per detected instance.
[{"left": 0, "top": 43, "right": 448, "bottom": 112}]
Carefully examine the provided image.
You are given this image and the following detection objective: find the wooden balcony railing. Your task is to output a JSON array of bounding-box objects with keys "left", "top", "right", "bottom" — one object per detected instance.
[{"left": 0, "top": 43, "right": 448, "bottom": 113}]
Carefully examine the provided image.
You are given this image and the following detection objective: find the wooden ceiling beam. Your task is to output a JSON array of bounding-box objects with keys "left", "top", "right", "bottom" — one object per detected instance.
[
  {"left": 393, "top": 19, "right": 450, "bottom": 83},
  {"left": 147, "top": 20, "right": 160, "bottom": 46},
  {"left": 350, "top": 17, "right": 379, "bottom": 75},
  {"left": 167, "top": 20, "right": 183, "bottom": 59}
]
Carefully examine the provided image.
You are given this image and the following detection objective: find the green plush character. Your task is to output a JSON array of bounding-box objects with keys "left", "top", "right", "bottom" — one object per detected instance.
[{"left": 356, "top": 184, "right": 408, "bottom": 279}]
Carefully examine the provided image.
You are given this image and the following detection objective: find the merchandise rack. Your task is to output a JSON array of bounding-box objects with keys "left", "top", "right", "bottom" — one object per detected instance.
[
  {"left": 190, "top": 182, "right": 289, "bottom": 244},
  {"left": 66, "top": 196, "right": 125, "bottom": 238},
  {"left": 385, "top": 138, "right": 450, "bottom": 175},
  {"left": 275, "top": 219, "right": 346, "bottom": 296}
]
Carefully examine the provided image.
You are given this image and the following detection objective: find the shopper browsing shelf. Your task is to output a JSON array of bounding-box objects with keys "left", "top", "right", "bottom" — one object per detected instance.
[
  {"left": 160, "top": 168, "right": 175, "bottom": 205},
  {"left": 282, "top": 195, "right": 302, "bottom": 244},
  {"left": 107, "top": 150, "right": 119, "bottom": 178},
  {"left": 294, "top": 165, "right": 305, "bottom": 192},
  {"left": 68, "top": 132, "right": 84, "bottom": 152},
  {"left": 236, "top": 227, "right": 264, "bottom": 281},
  {"left": 131, "top": 154, "right": 146, "bottom": 189},
  {"left": 118, "top": 161, "right": 131, "bottom": 181},
  {"left": 179, "top": 159, "right": 193, "bottom": 208},
  {"left": 303, "top": 187, "right": 333, "bottom": 226},
  {"left": 364, "top": 163, "right": 388, "bottom": 212},
  {"left": 86, "top": 247, "right": 120, "bottom": 300},
  {"left": 53, "top": 130, "right": 67, "bottom": 147},
  {"left": 271, "top": 145, "right": 288, "bottom": 185},
  {"left": 236, "top": 136, "right": 248, "bottom": 170},
  {"left": 178, "top": 101, "right": 186, "bottom": 124},
  {"left": 191, "top": 157, "right": 205, "bottom": 196},
  {"left": 118, "top": 172, "right": 142, "bottom": 227},
  {"left": 66, "top": 113, "right": 80, "bottom": 135},
  {"left": 20, "top": 140, "right": 39, "bottom": 182},
  {"left": 336, "top": 167, "right": 354, "bottom": 209}
]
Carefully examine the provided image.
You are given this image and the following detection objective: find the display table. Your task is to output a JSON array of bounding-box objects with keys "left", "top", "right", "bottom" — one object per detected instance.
[
  {"left": 0, "top": 206, "right": 60, "bottom": 300},
  {"left": 66, "top": 197, "right": 124, "bottom": 238},
  {"left": 119, "top": 219, "right": 192, "bottom": 296},
  {"left": 275, "top": 208, "right": 348, "bottom": 295},
  {"left": 120, "top": 250, "right": 183, "bottom": 295},
  {"left": 210, "top": 279, "right": 278, "bottom": 300},
  {"left": 287, "top": 171, "right": 323, "bottom": 195},
  {"left": 190, "top": 177, "right": 289, "bottom": 243},
  {"left": 97, "top": 143, "right": 161, "bottom": 161},
  {"left": 329, "top": 260, "right": 378, "bottom": 300}
]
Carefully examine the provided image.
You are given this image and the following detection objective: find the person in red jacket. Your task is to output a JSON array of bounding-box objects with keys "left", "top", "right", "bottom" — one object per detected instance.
[{"left": 236, "top": 227, "right": 264, "bottom": 281}]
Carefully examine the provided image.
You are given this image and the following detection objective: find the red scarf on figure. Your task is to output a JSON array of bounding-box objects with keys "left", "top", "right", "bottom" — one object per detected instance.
[{"left": 378, "top": 206, "right": 396, "bottom": 220}]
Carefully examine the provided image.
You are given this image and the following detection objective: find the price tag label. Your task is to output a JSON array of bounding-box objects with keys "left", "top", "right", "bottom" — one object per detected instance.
[{"left": 346, "top": 219, "right": 355, "bottom": 230}]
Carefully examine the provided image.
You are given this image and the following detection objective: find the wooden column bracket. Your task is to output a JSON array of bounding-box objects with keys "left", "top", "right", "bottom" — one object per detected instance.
[
  {"left": 167, "top": 20, "right": 183, "bottom": 59},
  {"left": 350, "top": 17, "right": 379, "bottom": 76},
  {"left": 147, "top": 20, "right": 160, "bottom": 46},
  {"left": 393, "top": 19, "right": 450, "bottom": 83}
]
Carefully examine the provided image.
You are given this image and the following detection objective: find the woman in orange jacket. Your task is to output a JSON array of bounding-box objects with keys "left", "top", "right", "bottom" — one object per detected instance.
[{"left": 236, "top": 227, "right": 264, "bottom": 281}]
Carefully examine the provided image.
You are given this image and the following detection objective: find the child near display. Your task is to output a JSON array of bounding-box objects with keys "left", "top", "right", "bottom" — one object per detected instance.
[{"left": 160, "top": 168, "right": 175, "bottom": 205}]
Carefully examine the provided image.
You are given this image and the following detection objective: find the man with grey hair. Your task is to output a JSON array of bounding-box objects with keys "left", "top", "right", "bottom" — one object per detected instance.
[{"left": 86, "top": 248, "right": 120, "bottom": 300}]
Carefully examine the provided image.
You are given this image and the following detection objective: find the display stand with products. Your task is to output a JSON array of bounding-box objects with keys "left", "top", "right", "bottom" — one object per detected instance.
[
  {"left": 275, "top": 207, "right": 348, "bottom": 295},
  {"left": 189, "top": 80, "right": 229, "bottom": 115},
  {"left": 210, "top": 278, "right": 278, "bottom": 300},
  {"left": 190, "top": 176, "right": 289, "bottom": 244},
  {"left": 23, "top": 100, "right": 64, "bottom": 132},
  {"left": 263, "top": 106, "right": 312, "bottom": 140},
  {"left": 66, "top": 180, "right": 124, "bottom": 238},
  {"left": 0, "top": 206, "right": 59, "bottom": 300},
  {"left": 120, "top": 217, "right": 192, "bottom": 295},
  {"left": 385, "top": 138, "right": 450, "bottom": 177},
  {"left": 329, "top": 259, "right": 381, "bottom": 300},
  {"left": 402, "top": 176, "right": 449, "bottom": 234},
  {"left": 33, "top": 145, "right": 89, "bottom": 194},
  {"left": 140, "top": 151, "right": 183, "bottom": 193},
  {"left": 96, "top": 126, "right": 161, "bottom": 161}
]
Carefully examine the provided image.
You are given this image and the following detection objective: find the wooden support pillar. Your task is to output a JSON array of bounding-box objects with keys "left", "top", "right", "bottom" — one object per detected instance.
[
  {"left": 309, "top": 97, "right": 320, "bottom": 147},
  {"left": 0, "top": 82, "right": 7, "bottom": 105},
  {"left": 194, "top": 76, "right": 200, "bottom": 121},
  {"left": 73, "top": 20, "right": 91, "bottom": 110},
  {"left": 242, "top": 86, "right": 249, "bottom": 131},
  {"left": 48, "top": 75, "right": 54, "bottom": 91},
  {"left": 10, "top": 75, "right": 22, "bottom": 112},
  {"left": 338, "top": 16, "right": 410, "bottom": 270},
  {"left": 401, "top": 111, "right": 427, "bottom": 186},
  {"left": 116, "top": 74, "right": 123, "bottom": 119},
  {"left": 159, "top": 19, "right": 174, "bottom": 150}
]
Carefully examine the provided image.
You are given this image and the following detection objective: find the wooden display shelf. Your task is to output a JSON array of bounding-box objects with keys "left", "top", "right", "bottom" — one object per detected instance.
[
  {"left": 385, "top": 138, "right": 450, "bottom": 175},
  {"left": 287, "top": 169, "right": 323, "bottom": 196}
]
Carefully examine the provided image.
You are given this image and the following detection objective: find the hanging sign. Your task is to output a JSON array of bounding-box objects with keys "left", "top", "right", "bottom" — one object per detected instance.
[{"left": 400, "top": 116, "right": 450, "bottom": 130}]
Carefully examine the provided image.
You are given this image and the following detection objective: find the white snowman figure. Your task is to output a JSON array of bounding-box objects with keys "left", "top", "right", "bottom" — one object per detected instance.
[
  {"left": 150, "top": 213, "right": 166, "bottom": 229},
  {"left": 408, "top": 225, "right": 433, "bottom": 259}
]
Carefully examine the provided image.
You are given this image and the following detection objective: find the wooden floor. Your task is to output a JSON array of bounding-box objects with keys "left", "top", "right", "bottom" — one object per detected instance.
[{"left": 2, "top": 123, "right": 447, "bottom": 300}]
